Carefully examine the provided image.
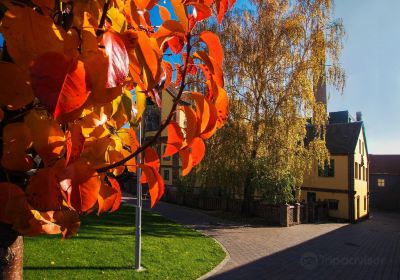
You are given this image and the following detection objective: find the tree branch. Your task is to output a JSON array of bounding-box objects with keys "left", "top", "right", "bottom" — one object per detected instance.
[{"left": 96, "top": 33, "right": 192, "bottom": 173}]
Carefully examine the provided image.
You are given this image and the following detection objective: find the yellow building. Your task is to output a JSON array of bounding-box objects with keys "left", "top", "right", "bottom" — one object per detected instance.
[
  {"left": 143, "top": 86, "right": 187, "bottom": 187},
  {"left": 301, "top": 111, "right": 369, "bottom": 223}
]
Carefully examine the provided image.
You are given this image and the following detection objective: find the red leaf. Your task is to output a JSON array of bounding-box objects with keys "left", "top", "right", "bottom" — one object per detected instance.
[
  {"left": 144, "top": 147, "right": 160, "bottom": 169},
  {"left": 182, "top": 53, "right": 197, "bottom": 75},
  {"left": 179, "top": 148, "right": 193, "bottom": 176},
  {"left": 108, "top": 178, "right": 122, "bottom": 212},
  {"left": 30, "top": 52, "right": 89, "bottom": 121},
  {"left": 65, "top": 123, "right": 85, "bottom": 166},
  {"left": 0, "top": 183, "right": 30, "bottom": 226},
  {"left": 175, "top": 63, "right": 183, "bottom": 88},
  {"left": 57, "top": 160, "right": 101, "bottom": 213},
  {"left": 216, "top": 0, "right": 228, "bottom": 24},
  {"left": 103, "top": 31, "right": 129, "bottom": 88},
  {"left": 26, "top": 167, "right": 63, "bottom": 211},
  {"left": 200, "top": 31, "right": 224, "bottom": 67},
  {"left": 189, "top": 2, "right": 212, "bottom": 22},
  {"left": 191, "top": 137, "right": 205, "bottom": 167},
  {"left": 168, "top": 36, "right": 185, "bottom": 54},
  {"left": 163, "top": 122, "right": 184, "bottom": 157}
]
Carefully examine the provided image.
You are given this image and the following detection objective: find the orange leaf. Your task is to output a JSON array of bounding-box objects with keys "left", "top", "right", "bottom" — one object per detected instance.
[
  {"left": 24, "top": 110, "right": 65, "bottom": 166},
  {"left": 57, "top": 160, "right": 101, "bottom": 213},
  {"left": 158, "top": 5, "right": 171, "bottom": 21},
  {"left": 133, "top": 0, "right": 158, "bottom": 10},
  {"left": 154, "top": 20, "right": 186, "bottom": 48},
  {"left": 163, "top": 122, "right": 184, "bottom": 157},
  {"left": 0, "top": 62, "right": 34, "bottom": 110},
  {"left": 194, "top": 51, "right": 224, "bottom": 87},
  {"left": 139, "top": 164, "right": 164, "bottom": 207},
  {"left": 0, "top": 5, "right": 65, "bottom": 70},
  {"left": 140, "top": 147, "right": 160, "bottom": 183},
  {"left": 30, "top": 52, "right": 89, "bottom": 121},
  {"left": 1, "top": 122, "right": 33, "bottom": 171},
  {"left": 162, "top": 61, "right": 173, "bottom": 89},
  {"left": 53, "top": 209, "right": 80, "bottom": 238},
  {"left": 215, "top": 86, "right": 229, "bottom": 128},
  {"left": 179, "top": 148, "right": 193, "bottom": 176},
  {"left": 191, "top": 137, "right": 205, "bottom": 167},
  {"left": 200, "top": 31, "right": 224, "bottom": 67},
  {"left": 97, "top": 178, "right": 121, "bottom": 214},
  {"left": 26, "top": 168, "right": 63, "bottom": 211},
  {"left": 192, "top": 92, "right": 210, "bottom": 134},
  {"left": 200, "top": 100, "right": 219, "bottom": 139},
  {"left": 181, "top": 105, "right": 198, "bottom": 147},
  {"left": 171, "top": 0, "right": 189, "bottom": 32}
]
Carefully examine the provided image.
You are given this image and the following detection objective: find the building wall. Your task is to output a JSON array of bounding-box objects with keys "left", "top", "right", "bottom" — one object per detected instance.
[
  {"left": 300, "top": 191, "right": 349, "bottom": 220},
  {"left": 302, "top": 155, "right": 350, "bottom": 220},
  {"left": 303, "top": 155, "right": 349, "bottom": 190},
  {"left": 370, "top": 174, "right": 400, "bottom": 211},
  {"left": 353, "top": 128, "right": 369, "bottom": 219}
]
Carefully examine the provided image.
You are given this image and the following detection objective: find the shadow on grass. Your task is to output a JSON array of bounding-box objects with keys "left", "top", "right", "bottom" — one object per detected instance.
[{"left": 24, "top": 266, "right": 134, "bottom": 271}]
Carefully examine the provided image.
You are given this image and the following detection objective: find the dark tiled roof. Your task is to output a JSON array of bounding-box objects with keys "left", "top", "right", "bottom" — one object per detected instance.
[
  {"left": 369, "top": 155, "right": 400, "bottom": 175},
  {"left": 306, "top": 122, "right": 363, "bottom": 154}
]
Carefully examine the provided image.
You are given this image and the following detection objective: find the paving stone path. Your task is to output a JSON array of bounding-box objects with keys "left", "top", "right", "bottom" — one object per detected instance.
[{"left": 123, "top": 196, "right": 400, "bottom": 280}]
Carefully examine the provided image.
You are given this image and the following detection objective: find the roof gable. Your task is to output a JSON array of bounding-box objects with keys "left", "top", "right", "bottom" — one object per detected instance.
[{"left": 306, "top": 121, "right": 363, "bottom": 154}]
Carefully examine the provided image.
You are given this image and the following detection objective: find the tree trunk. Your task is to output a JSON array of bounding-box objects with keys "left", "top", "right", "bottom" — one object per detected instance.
[
  {"left": 241, "top": 149, "right": 257, "bottom": 216},
  {"left": 0, "top": 223, "right": 23, "bottom": 280},
  {"left": 241, "top": 171, "right": 253, "bottom": 215}
]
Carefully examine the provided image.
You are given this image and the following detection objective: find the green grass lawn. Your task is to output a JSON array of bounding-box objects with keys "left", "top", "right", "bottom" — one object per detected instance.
[{"left": 24, "top": 204, "right": 225, "bottom": 280}]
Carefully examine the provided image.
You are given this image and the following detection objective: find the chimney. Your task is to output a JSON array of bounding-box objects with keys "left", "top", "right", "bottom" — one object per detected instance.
[{"left": 356, "top": 111, "right": 362, "bottom": 122}]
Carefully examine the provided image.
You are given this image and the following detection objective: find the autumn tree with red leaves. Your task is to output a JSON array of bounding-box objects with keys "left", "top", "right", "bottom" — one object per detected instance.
[{"left": 0, "top": 0, "right": 231, "bottom": 278}]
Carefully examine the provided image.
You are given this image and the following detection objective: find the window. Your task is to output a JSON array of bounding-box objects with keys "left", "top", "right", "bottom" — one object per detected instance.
[
  {"left": 359, "top": 165, "right": 362, "bottom": 181},
  {"left": 328, "top": 199, "right": 339, "bottom": 210},
  {"left": 363, "top": 167, "right": 366, "bottom": 181},
  {"left": 364, "top": 196, "right": 367, "bottom": 211},
  {"left": 307, "top": 192, "right": 316, "bottom": 203},
  {"left": 318, "top": 159, "right": 334, "bottom": 177},
  {"left": 377, "top": 178, "right": 385, "bottom": 187},
  {"left": 355, "top": 162, "right": 359, "bottom": 179},
  {"left": 163, "top": 169, "right": 170, "bottom": 181},
  {"left": 359, "top": 140, "right": 361, "bottom": 153}
]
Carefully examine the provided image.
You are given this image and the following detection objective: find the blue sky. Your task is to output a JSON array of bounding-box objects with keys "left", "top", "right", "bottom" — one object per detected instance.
[
  {"left": 1, "top": 1, "right": 399, "bottom": 154},
  {"left": 328, "top": 0, "right": 400, "bottom": 154}
]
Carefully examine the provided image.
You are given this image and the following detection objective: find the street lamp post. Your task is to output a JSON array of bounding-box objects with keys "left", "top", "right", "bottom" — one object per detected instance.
[{"left": 135, "top": 121, "right": 144, "bottom": 271}]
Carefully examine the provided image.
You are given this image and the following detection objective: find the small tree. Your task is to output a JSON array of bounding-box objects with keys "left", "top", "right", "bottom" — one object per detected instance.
[
  {"left": 0, "top": 0, "right": 232, "bottom": 278},
  {"left": 198, "top": 0, "right": 345, "bottom": 213}
]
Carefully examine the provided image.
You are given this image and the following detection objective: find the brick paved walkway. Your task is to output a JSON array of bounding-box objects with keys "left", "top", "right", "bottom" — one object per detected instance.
[{"left": 123, "top": 197, "right": 400, "bottom": 280}]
